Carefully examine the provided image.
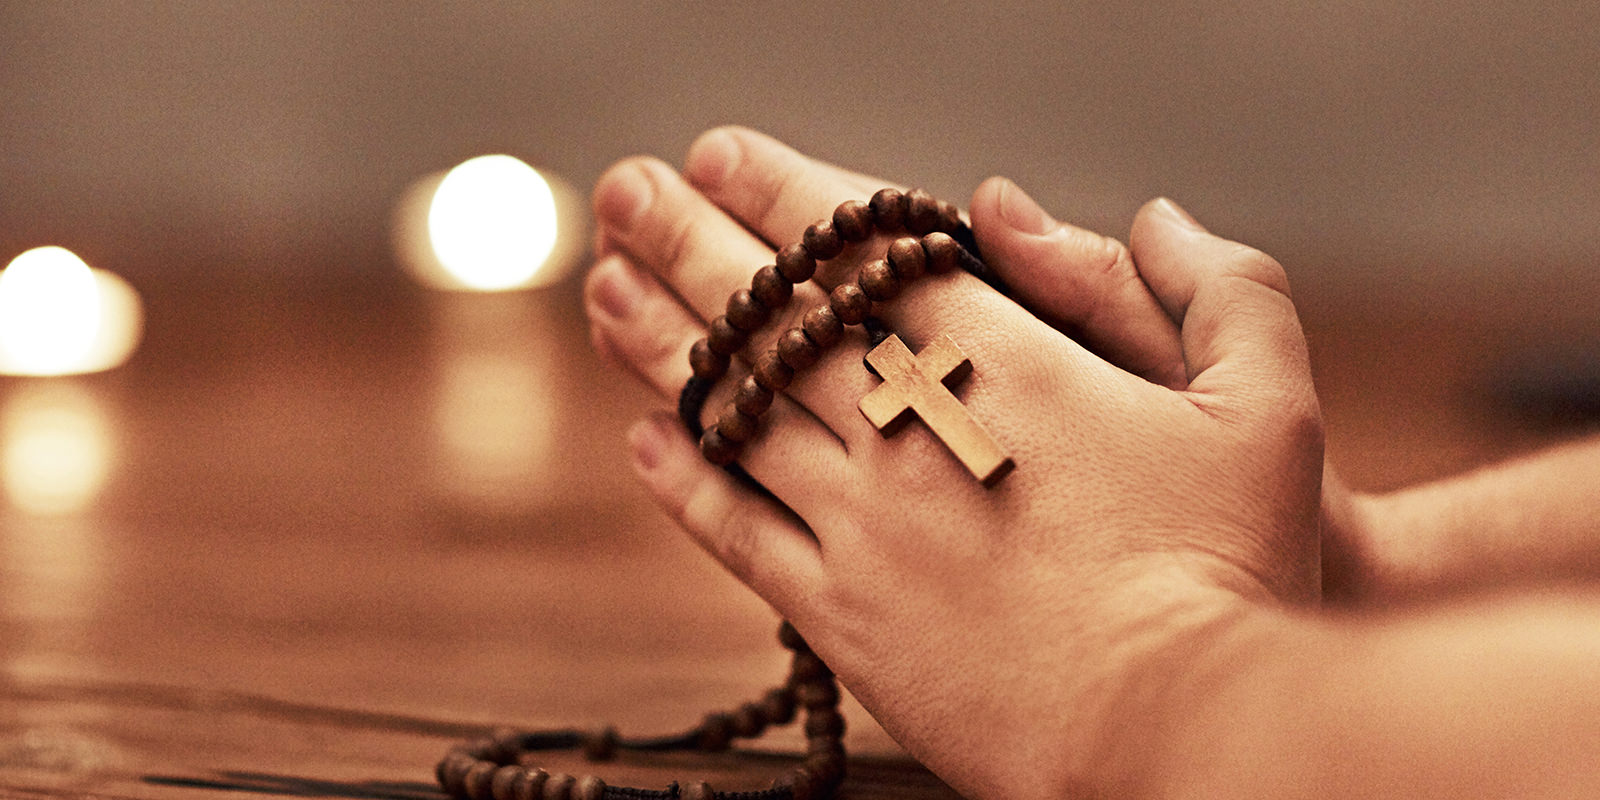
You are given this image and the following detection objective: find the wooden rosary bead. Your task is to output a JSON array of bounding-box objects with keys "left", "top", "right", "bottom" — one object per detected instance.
[
  {"left": 778, "top": 620, "right": 808, "bottom": 651},
  {"left": 802, "top": 220, "right": 845, "bottom": 260},
  {"left": 828, "top": 283, "right": 871, "bottom": 325},
  {"left": 857, "top": 259, "right": 901, "bottom": 302},
  {"left": 581, "top": 726, "right": 618, "bottom": 761},
  {"left": 922, "top": 231, "right": 962, "bottom": 274},
  {"left": 486, "top": 732, "right": 520, "bottom": 763},
  {"left": 868, "top": 188, "right": 908, "bottom": 230},
  {"left": 573, "top": 775, "right": 606, "bottom": 800},
  {"left": 905, "top": 189, "right": 941, "bottom": 235},
  {"left": 464, "top": 762, "right": 499, "bottom": 800},
  {"left": 707, "top": 316, "right": 747, "bottom": 356},
  {"left": 681, "top": 781, "right": 714, "bottom": 800},
  {"left": 774, "top": 766, "right": 819, "bottom": 800},
  {"left": 750, "top": 264, "right": 793, "bottom": 309},
  {"left": 777, "top": 327, "right": 821, "bottom": 370},
  {"left": 517, "top": 769, "right": 550, "bottom": 800},
  {"left": 732, "top": 701, "right": 768, "bottom": 737},
  {"left": 807, "top": 734, "right": 846, "bottom": 758},
  {"left": 700, "top": 428, "right": 742, "bottom": 466},
  {"left": 936, "top": 199, "right": 964, "bottom": 233},
  {"left": 542, "top": 773, "right": 575, "bottom": 800},
  {"left": 776, "top": 243, "right": 817, "bottom": 283},
  {"left": 832, "top": 199, "right": 874, "bottom": 242},
  {"left": 796, "top": 680, "right": 839, "bottom": 710},
  {"left": 697, "top": 712, "right": 735, "bottom": 751},
  {"left": 803, "top": 709, "right": 846, "bottom": 739},
  {"left": 733, "top": 375, "right": 775, "bottom": 417},
  {"left": 760, "top": 686, "right": 798, "bottom": 725},
  {"left": 886, "top": 237, "right": 927, "bottom": 281},
  {"left": 752, "top": 351, "right": 795, "bottom": 392},
  {"left": 801, "top": 304, "right": 844, "bottom": 349},
  {"left": 492, "top": 766, "right": 525, "bottom": 800},
  {"left": 717, "top": 405, "right": 761, "bottom": 443},
  {"left": 790, "top": 651, "right": 832, "bottom": 682},
  {"left": 440, "top": 755, "right": 475, "bottom": 795},
  {"left": 689, "top": 338, "right": 729, "bottom": 380},
  {"left": 725, "top": 288, "right": 770, "bottom": 332},
  {"left": 806, "top": 752, "right": 846, "bottom": 788}
]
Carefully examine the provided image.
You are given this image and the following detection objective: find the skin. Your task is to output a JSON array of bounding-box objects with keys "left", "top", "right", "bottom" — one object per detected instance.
[{"left": 583, "top": 126, "right": 1600, "bottom": 799}]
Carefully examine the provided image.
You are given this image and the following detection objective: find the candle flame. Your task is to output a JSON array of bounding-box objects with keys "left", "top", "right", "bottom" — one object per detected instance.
[
  {"left": 427, "top": 155, "right": 561, "bottom": 291},
  {"left": 0, "top": 247, "right": 101, "bottom": 375},
  {"left": 0, "top": 247, "right": 141, "bottom": 376}
]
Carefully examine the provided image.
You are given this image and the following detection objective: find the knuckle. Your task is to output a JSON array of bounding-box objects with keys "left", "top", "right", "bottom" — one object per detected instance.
[
  {"left": 757, "top": 161, "right": 810, "bottom": 240},
  {"left": 1255, "top": 380, "right": 1323, "bottom": 455},
  {"left": 639, "top": 323, "right": 692, "bottom": 373},
  {"left": 1085, "top": 232, "right": 1136, "bottom": 282},
  {"left": 1221, "top": 245, "right": 1292, "bottom": 298},
  {"left": 587, "top": 328, "right": 617, "bottom": 366},
  {"left": 1045, "top": 230, "right": 1138, "bottom": 325},
  {"left": 682, "top": 481, "right": 755, "bottom": 578},
  {"left": 655, "top": 212, "right": 695, "bottom": 275}
]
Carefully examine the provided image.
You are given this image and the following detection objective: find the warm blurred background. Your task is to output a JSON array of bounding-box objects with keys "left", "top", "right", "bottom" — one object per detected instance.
[{"left": 0, "top": 1, "right": 1596, "bottom": 795}]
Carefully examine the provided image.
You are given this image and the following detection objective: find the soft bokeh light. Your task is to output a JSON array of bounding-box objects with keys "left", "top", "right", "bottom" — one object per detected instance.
[
  {"left": 0, "top": 247, "right": 99, "bottom": 373},
  {"left": 428, "top": 294, "right": 558, "bottom": 512},
  {"left": 0, "top": 382, "right": 111, "bottom": 644},
  {"left": 393, "top": 156, "right": 585, "bottom": 291},
  {"left": 0, "top": 247, "right": 143, "bottom": 376},
  {"left": 2, "top": 381, "right": 111, "bottom": 516},
  {"left": 430, "top": 154, "right": 558, "bottom": 290},
  {"left": 434, "top": 351, "right": 554, "bottom": 509}
]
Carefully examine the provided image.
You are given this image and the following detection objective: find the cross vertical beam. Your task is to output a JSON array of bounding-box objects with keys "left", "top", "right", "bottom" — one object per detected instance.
[{"left": 859, "top": 334, "right": 1014, "bottom": 486}]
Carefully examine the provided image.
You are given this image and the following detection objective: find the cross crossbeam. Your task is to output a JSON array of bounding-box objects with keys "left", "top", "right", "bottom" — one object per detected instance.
[{"left": 858, "top": 334, "right": 1014, "bottom": 486}]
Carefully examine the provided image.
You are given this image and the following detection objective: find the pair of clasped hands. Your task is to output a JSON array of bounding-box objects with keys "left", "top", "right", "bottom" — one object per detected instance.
[{"left": 584, "top": 128, "right": 1600, "bottom": 799}]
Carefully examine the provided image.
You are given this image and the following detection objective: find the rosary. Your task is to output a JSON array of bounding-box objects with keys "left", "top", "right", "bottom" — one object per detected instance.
[{"left": 436, "top": 188, "right": 1014, "bottom": 800}]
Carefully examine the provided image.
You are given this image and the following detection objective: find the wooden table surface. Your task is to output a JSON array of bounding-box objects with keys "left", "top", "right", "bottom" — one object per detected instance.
[{"left": 1, "top": 266, "right": 1595, "bottom": 798}]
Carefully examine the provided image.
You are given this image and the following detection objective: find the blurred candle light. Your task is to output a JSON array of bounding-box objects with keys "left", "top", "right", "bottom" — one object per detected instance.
[
  {"left": 2, "top": 381, "right": 111, "bottom": 516},
  {"left": 0, "top": 246, "right": 143, "bottom": 376},
  {"left": 424, "top": 291, "right": 566, "bottom": 513},
  {"left": 433, "top": 346, "right": 555, "bottom": 511},
  {"left": 1, "top": 382, "right": 111, "bottom": 639},
  {"left": 394, "top": 155, "right": 585, "bottom": 291}
]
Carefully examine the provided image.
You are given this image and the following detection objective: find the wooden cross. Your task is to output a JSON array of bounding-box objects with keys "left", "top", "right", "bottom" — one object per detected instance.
[{"left": 858, "top": 334, "right": 1015, "bottom": 487}]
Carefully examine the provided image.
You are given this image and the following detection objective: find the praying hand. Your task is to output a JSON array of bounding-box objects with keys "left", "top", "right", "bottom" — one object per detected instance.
[{"left": 584, "top": 126, "right": 1600, "bottom": 800}]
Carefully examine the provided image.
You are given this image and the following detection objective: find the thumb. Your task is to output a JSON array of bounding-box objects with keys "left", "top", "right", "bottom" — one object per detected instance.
[{"left": 1128, "top": 198, "right": 1314, "bottom": 409}]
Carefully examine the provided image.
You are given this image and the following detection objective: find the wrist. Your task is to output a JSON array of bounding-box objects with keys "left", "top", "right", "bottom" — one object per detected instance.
[{"left": 1053, "top": 561, "right": 1288, "bottom": 800}]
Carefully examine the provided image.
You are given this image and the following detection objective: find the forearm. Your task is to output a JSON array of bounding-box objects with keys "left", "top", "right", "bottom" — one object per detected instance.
[
  {"left": 1120, "top": 591, "right": 1600, "bottom": 799},
  {"left": 1355, "top": 434, "right": 1600, "bottom": 600}
]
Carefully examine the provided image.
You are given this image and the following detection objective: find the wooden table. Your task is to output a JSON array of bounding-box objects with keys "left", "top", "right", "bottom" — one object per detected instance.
[{"left": 1, "top": 268, "right": 1594, "bottom": 798}]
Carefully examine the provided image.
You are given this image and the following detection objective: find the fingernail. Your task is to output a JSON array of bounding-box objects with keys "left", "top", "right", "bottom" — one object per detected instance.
[
  {"left": 685, "top": 128, "right": 741, "bottom": 190},
  {"left": 998, "top": 179, "right": 1055, "bottom": 236},
  {"left": 1153, "top": 197, "right": 1206, "bottom": 232},
  {"left": 592, "top": 255, "right": 641, "bottom": 319},
  {"left": 594, "top": 164, "right": 654, "bottom": 232},
  {"left": 628, "top": 416, "right": 670, "bottom": 473}
]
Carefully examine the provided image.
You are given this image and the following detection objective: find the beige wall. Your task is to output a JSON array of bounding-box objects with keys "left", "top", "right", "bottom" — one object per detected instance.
[{"left": 2, "top": 1, "right": 1596, "bottom": 289}]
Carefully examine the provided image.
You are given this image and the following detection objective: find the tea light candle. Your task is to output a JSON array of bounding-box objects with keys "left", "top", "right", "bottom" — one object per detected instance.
[
  {"left": 393, "top": 155, "right": 586, "bottom": 292},
  {"left": 0, "top": 246, "right": 143, "bottom": 376}
]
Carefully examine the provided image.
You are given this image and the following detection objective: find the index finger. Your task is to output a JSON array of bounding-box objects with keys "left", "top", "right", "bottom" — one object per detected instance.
[{"left": 684, "top": 126, "right": 893, "bottom": 262}]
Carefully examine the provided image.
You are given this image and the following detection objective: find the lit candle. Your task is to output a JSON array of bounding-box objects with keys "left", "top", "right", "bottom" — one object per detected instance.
[
  {"left": 391, "top": 156, "right": 585, "bottom": 510},
  {"left": 0, "top": 246, "right": 143, "bottom": 376},
  {"left": 393, "top": 155, "right": 586, "bottom": 292}
]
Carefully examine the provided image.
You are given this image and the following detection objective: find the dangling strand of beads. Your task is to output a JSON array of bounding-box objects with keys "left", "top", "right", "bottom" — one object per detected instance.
[{"left": 437, "top": 623, "right": 845, "bottom": 800}]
